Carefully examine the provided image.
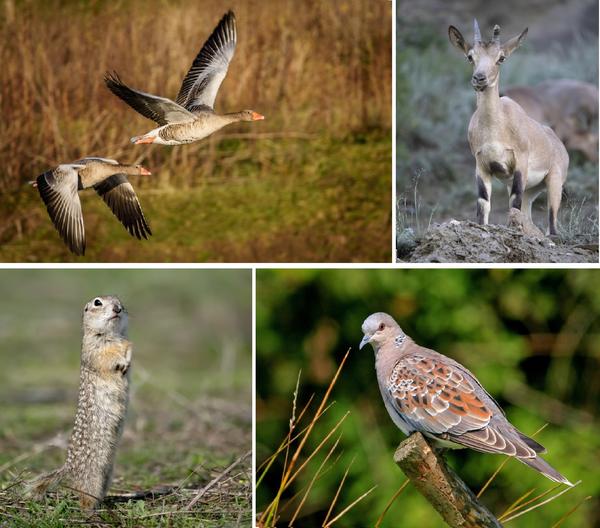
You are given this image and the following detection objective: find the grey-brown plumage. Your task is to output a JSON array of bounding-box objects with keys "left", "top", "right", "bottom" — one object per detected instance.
[
  {"left": 28, "top": 296, "right": 132, "bottom": 509},
  {"left": 360, "top": 312, "right": 573, "bottom": 487},
  {"left": 104, "top": 11, "right": 264, "bottom": 146},
  {"left": 33, "top": 157, "right": 152, "bottom": 255}
]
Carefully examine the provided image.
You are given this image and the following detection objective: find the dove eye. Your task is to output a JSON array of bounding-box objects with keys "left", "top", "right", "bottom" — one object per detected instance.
[{"left": 378, "top": 323, "right": 385, "bottom": 331}]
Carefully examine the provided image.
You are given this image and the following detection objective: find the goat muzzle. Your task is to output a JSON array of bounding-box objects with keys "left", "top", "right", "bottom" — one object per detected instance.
[{"left": 471, "top": 73, "right": 488, "bottom": 91}]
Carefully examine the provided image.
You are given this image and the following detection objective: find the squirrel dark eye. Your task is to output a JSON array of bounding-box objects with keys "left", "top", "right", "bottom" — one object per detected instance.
[
  {"left": 94, "top": 299, "right": 102, "bottom": 307},
  {"left": 378, "top": 323, "right": 385, "bottom": 331}
]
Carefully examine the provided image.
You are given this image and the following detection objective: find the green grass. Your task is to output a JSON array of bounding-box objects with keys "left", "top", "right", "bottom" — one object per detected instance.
[
  {"left": 1, "top": 133, "right": 391, "bottom": 263},
  {"left": 0, "top": 270, "right": 251, "bottom": 527}
]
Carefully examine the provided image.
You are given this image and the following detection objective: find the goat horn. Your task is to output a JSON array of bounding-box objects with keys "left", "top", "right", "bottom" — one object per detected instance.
[
  {"left": 493, "top": 24, "right": 501, "bottom": 44},
  {"left": 473, "top": 19, "right": 482, "bottom": 43}
]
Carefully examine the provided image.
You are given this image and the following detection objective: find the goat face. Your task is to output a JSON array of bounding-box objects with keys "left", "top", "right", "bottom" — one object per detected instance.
[{"left": 449, "top": 20, "right": 528, "bottom": 93}]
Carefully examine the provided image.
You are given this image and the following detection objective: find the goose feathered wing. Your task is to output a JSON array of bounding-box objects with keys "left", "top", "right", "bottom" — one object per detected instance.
[
  {"left": 176, "top": 11, "right": 237, "bottom": 111},
  {"left": 36, "top": 164, "right": 86, "bottom": 255},
  {"left": 73, "top": 157, "right": 119, "bottom": 166},
  {"left": 104, "top": 72, "right": 196, "bottom": 125},
  {"left": 94, "top": 174, "right": 152, "bottom": 240}
]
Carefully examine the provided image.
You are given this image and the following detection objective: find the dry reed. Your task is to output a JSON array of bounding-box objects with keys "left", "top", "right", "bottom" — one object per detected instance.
[{"left": 0, "top": 0, "right": 391, "bottom": 191}]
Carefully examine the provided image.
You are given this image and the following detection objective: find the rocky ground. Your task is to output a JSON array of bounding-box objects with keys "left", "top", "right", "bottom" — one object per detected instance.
[{"left": 397, "top": 213, "right": 598, "bottom": 263}]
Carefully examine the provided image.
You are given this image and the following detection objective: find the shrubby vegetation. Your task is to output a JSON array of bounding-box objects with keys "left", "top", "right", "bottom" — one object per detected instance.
[{"left": 397, "top": 20, "right": 598, "bottom": 242}]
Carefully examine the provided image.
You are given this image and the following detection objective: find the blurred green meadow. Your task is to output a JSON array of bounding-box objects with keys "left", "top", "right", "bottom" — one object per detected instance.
[
  {"left": 256, "top": 269, "right": 599, "bottom": 527},
  {"left": 0, "top": 269, "right": 252, "bottom": 526}
]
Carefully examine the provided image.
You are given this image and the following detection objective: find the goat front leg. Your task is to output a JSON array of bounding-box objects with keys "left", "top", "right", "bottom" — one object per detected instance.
[
  {"left": 476, "top": 170, "right": 492, "bottom": 225},
  {"left": 509, "top": 170, "right": 525, "bottom": 210},
  {"left": 509, "top": 154, "right": 529, "bottom": 211}
]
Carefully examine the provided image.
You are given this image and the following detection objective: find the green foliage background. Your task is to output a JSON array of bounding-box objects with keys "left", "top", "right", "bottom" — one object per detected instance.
[{"left": 257, "top": 269, "right": 599, "bottom": 527}]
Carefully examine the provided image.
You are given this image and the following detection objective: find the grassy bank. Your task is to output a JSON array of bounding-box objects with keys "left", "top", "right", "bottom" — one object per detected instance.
[{"left": 1, "top": 134, "right": 391, "bottom": 262}]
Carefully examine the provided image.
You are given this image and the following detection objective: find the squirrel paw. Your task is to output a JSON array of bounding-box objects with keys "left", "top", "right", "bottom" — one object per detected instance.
[{"left": 114, "top": 362, "right": 130, "bottom": 375}]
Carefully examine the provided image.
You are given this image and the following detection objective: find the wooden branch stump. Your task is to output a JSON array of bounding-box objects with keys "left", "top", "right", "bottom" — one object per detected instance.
[{"left": 393, "top": 432, "right": 502, "bottom": 528}]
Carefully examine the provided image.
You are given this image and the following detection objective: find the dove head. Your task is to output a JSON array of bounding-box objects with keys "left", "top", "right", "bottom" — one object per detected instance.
[{"left": 360, "top": 312, "right": 403, "bottom": 353}]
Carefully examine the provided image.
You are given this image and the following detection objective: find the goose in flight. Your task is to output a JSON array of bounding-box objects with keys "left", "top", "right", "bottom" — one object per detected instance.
[
  {"left": 32, "top": 157, "right": 152, "bottom": 255},
  {"left": 104, "top": 11, "right": 264, "bottom": 146}
]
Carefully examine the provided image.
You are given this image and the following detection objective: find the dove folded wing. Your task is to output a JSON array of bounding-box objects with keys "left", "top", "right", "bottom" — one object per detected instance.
[
  {"left": 385, "top": 353, "right": 543, "bottom": 459},
  {"left": 386, "top": 354, "right": 493, "bottom": 437}
]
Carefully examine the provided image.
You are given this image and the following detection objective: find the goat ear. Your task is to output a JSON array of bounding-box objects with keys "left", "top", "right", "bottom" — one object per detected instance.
[
  {"left": 502, "top": 28, "right": 528, "bottom": 56},
  {"left": 448, "top": 26, "right": 470, "bottom": 55}
]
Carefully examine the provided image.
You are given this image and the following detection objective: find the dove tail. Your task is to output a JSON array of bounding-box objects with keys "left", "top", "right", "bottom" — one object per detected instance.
[
  {"left": 516, "top": 431, "right": 546, "bottom": 453},
  {"left": 517, "top": 455, "right": 573, "bottom": 486}
]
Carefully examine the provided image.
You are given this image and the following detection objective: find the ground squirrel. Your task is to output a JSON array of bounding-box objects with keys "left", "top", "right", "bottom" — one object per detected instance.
[{"left": 28, "top": 295, "right": 132, "bottom": 509}]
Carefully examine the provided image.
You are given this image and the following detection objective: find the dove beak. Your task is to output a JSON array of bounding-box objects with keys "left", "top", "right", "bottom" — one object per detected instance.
[{"left": 359, "top": 334, "right": 371, "bottom": 350}]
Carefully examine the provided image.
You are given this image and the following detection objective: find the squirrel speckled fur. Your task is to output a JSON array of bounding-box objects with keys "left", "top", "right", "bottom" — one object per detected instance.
[{"left": 28, "top": 295, "right": 132, "bottom": 509}]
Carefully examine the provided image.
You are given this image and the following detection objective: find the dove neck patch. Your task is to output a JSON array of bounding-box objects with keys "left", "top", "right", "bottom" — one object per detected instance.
[{"left": 394, "top": 334, "right": 406, "bottom": 348}]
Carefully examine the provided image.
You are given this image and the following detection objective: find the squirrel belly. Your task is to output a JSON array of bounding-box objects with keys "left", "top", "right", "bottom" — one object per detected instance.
[{"left": 97, "top": 339, "right": 133, "bottom": 377}]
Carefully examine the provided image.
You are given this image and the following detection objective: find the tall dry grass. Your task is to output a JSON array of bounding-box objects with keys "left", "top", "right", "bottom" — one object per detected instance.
[{"left": 0, "top": 0, "right": 391, "bottom": 192}]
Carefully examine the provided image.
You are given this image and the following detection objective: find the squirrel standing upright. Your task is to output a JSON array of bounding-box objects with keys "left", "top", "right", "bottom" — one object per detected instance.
[{"left": 29, "top": 295, "right": 132, "bottom": 509}]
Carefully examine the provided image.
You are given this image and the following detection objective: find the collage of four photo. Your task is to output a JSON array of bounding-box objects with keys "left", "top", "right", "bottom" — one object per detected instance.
[{"left": 0, "top": 1, "right": 598, "bottom": 527}]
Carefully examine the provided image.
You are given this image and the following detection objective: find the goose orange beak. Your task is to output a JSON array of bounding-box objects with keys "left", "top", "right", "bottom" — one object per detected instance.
[
  {"left": 133, "top": 136, "right": 156, "bottom": 144},
  {"left": 251, "top": 112, "right": 265, "bottom": 121},
  {"left": 140, "top": 167, "right": 152, "bottom": 176}
]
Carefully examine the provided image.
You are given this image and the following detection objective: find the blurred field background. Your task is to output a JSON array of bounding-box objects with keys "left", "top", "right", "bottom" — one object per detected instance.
[
  {"left": 0, "top": 0, "right": 391, "bottom": 262},
  {"left": 0, "top": 269, "right": 251, "bottom": 526},
  {"left": 397, "top": 0, "right": 598, "bottom": 245},
  {"left": 256, "top": 269, "right": 599, "bottom": 527}
]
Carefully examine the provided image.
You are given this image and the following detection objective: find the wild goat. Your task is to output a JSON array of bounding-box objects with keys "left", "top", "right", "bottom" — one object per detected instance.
[
  {"left": 503, "top": 80, "right": 598, "bottom": 163},
  {"left": 449, "top": 21, "right": 569, "bottom": 235}
]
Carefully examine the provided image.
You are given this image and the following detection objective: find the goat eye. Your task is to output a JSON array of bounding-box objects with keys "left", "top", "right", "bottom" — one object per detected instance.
[
  {"left": 94, "top": 299, "right": 102, "bottom": 307},
  {"left": 497, "top": 55, "right": 505, "bottom": 64}
]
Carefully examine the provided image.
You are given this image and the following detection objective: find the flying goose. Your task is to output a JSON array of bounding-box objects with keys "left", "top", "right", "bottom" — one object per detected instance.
[
  {"left": 32, "top": 157, "right": 152, "bottom": 255},
  {"left": 104, "top": 11, "right": 264, "bottom": 146}
]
